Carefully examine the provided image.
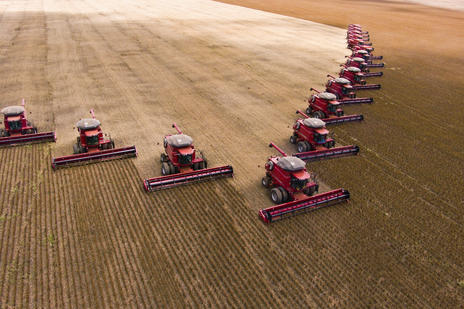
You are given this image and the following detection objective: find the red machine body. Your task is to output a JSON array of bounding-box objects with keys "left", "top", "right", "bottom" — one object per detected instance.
[
  {"left": 337, "top": 68, "right": 381, "bottom": 90},
  {"left": 51, "top": 109, "right": 137, "bottom": 169},
  {"left": 290, "top": 111, "right": 360, "bottom": 161},
  {"left": 259, "top": 143, "right": 350, "bottom": 223},
  {"left": 0, "top": 99, "right": 55, "bottom": 146},
  {"left": 346, "top": 57, "right": 384, "bottom": 71},
  {"left": 325, "top": 78, "right": 373, "bottom": 104},
  {"left": 143, "top": 123, "right": 233, "bottom": 191},
  {"left": 305, "top": 88, "right": 364, "bottom": 123},
  {"left": 351, "top": 49, "right": 384, "bottom": 63}
]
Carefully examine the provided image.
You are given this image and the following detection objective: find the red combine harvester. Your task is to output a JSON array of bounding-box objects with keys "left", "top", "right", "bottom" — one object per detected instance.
[
  {"left": 143, "top": 123, "right": 233, "bottom": 191},
  {"left": 325, "top": 78, "right": 373, "bottom": 104},
  {"left": 345, "top": 57, "right": 384, "bottom": 71},
  {"left": 259, "top": 143, "right": 350, "bottom": 223},
  {"left": 305, "top": 88, "right": 364, "bottom": 124},
  {"left": 352, "top": 49, "right": 383, "bottom": 62},
  {"left": 51, "top": 109, "right": 137, "bottom": 169},
  {"left": 336, "top": 68, "right": 381, "bottom": 90},
  {"left": 0, "top": 99, "right": 55, "bottom": 146},
  {"left": 290, "top": 111, "right": 359, "bottom": 161}
]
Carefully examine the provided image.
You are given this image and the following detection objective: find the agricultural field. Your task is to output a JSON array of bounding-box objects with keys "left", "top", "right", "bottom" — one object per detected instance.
[{"left": 0, "top": 0, "right": 463, "bottom": 307}]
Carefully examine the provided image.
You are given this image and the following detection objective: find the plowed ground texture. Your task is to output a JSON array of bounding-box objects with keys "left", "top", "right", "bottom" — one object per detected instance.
[{"left": 1, "top": 0, "right": 463, "bottom": 308}]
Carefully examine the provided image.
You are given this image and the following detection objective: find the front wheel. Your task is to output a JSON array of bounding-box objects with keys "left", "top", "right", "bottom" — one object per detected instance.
[
  {"left": 271, "top": 188, "right": 283, "bottom": 204},
  {"left": 161, "top": 162, "right": 171, "bottom": 176},
  {"left": 297, "top": 141, "right": 307, "bottom": 153},
  {"left": 73, "top": 143, "right": 80, "bottom": 154},
  {"left": 306, "top": 107, "right": 312, "bottom": 116},
  {"left": 313, "top": 111, "right": 325, "bottom": 119}
]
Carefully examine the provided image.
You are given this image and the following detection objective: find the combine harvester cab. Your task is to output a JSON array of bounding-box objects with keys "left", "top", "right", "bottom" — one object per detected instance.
[
  {"left": 0, "top": 99, "right": 56, "bottom": 147},
  {"left": 51, "top": 109, "right": 137, "bottom": 169},
  {"left": 143, "top": 123, "right": 233, "bottom": 192},
  {"left": 325, "top": 78, "right": 373, "bottom": 104},
  {"left": 304, "top": 88, "right": 364, "bottom": 124},
  {"left": 290, "top": 111, "right": 359, "bottom": 161},
  {"left": 259, "top": 143, "right": 350, "bottom": 223},
  {"left": 338, "top": 67, "right": 381, "bottom": 90}
]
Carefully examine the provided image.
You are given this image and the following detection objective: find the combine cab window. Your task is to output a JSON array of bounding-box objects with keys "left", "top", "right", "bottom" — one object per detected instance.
[
  {"left": 314, "top": 133, "right": 326, "bottom": 144},
  {"left": 86, "top": 135, "right": 99, "bottom": 146},
  {"left": 291, "top": 177, "right": 308, "bottom": 190},
  {"left": 8, "top": 120, "right": 21, "bottom": 131},
  {"left": 179, "top": 154, "right": 192, "bottom": 165}
]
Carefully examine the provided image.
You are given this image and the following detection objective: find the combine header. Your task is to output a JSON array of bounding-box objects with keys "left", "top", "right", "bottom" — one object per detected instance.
[
  {"left": 325, "top": 78, "right": 373, "bottom": 104},
  {"left": 305, "top": 88, "right": 364, "bottom": 123},
  {"left": 290, "top": 111, "right": 359, "bottom": 161},
  {"left": 259, "top": 143, "right": 350, "bottom": 223},
  {"left": 336, "top": 68, "right": 381, "bottom": 90},
  {"left": 0, "top": 99, "right": 55, "bottom": 146},
  {"left": 143, "top": 123, "right": 233, "bottom": 191},
  {"left": 51, "top": 109, "right": 136, "bottom": 169}
]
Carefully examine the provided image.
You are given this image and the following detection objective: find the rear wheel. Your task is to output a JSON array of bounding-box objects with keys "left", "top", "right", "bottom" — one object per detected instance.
[
  {"left": 110, "top": 139, "right": 115, "bottom": 149},
  {"left": 0, "top": 129, "right": 5, "bottom": 137},
  {"left": 161, "top": 162, "right": 170, "bottom": 175},
  {"left": 278, "top": 187, "right": 289, "bottom": 202},
  {"left": 160, "top": 153, "right": 167, "bottom": 162},
  {"left": 289, "top": 135, "right": 297, "bottom": 144},
  {"left": 193, "top": 162, "right": 200, "bottom": 170},
  {"left": 271, "top": 188, "right": 283, "bottom": 204},
  {"left": 261, "top": 176, "right": 271, "bottom": 188}
]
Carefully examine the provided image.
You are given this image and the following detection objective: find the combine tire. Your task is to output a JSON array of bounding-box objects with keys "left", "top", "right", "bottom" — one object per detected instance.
[
  {"left": 160, "top": 153, "right": 167, "bottom": 162},
  {"left": 306, "top": 107, "right": 312, "bottom": 115},
  {"left": 303, "top": 186, "right": 316, "bottom": 196},
  {"left": 289, "top": 135, "right": 297, "bottom": 144},
  {"left": 297, "top": 141, "right": 307, "bottom": 153},
  {"left": 313, "top": 111, "right": 325, "bottom": 119},
  {"left": 161, "top": 162, "right": 170, "bottom": 175},
  {"left": 73, "top": 144, "right": 80, "bottom": 154},
  {"left": 278, "top": 187, "right": 289, "bottom": 202},
  {"left": 304, "top": 141, "right": 313, "bottom": 151},
  {"left": 261, "top": 176, "right": 271, "bottom": 188},
  {"left": 168, "top": 162, "right": 176, "bottom": 174},
  {"left": 271, "top": 188, "right": 283, "bottom": 204}
]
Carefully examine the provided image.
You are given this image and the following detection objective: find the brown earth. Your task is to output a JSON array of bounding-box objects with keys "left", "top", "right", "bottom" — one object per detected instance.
[{"left": 0, "top": 0, "right": 463, "bottom": 307}]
